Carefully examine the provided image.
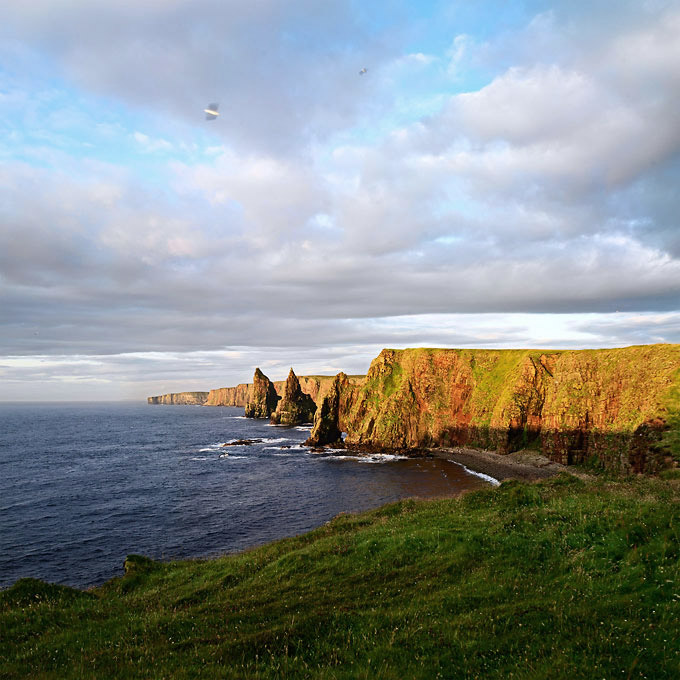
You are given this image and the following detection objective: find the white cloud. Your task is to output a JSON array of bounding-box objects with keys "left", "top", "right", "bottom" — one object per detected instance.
[
  {"left": 132, "top": 131, "right": 173, "bottom": 152},
  {"left": 1, "top": 1, "right": 679, "bottom": 399}
]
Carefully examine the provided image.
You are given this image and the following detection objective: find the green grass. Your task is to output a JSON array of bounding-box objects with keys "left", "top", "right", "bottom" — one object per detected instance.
[{"left": 2, "top": 474, "right": 679, "bottom": 679}]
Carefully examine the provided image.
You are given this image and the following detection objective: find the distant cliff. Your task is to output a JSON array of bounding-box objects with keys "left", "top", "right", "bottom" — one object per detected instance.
[
  {"left": 202, "top": 375, "right": 361, "bottom": 407},
  {"left": 204, "top": 384, "right": 251, "bottom": 407},
  {"left": 307, "top": 345, "right": 680, "bottom": 473},
  {"left": 147, "top": 392, "right": 209, "bottom": 405}
]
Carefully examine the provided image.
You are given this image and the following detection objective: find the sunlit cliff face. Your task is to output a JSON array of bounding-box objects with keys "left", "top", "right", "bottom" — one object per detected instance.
[{"left": 307, "top": 346, "right": 680, "bottom": 473}]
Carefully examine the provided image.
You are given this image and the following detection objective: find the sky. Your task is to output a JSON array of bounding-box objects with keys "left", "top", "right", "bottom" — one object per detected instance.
[{"left": 1, "top": 0, "right": 679, "bottom": 401}]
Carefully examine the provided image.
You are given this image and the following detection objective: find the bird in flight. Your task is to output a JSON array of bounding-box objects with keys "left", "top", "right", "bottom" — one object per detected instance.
[
  {"left": 204, "top": 103, "right": 219, "bottom": 120},
  {"left": 359, "top": 68, "right": 367, "bottom": 75}
]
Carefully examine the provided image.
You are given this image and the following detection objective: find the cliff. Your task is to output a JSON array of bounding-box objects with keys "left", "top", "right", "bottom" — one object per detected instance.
[
  {"left": 204, "top": 384, "right": 252, "bottom": 406},
  {"left": 147, "top": 392, "right": 209, "bottom": 405},
  {"left": 270, "top": 369, "right": 317, "bottom": 425},
  {"left": 307, "top": 345, "right": 680, "bottom": 472}
]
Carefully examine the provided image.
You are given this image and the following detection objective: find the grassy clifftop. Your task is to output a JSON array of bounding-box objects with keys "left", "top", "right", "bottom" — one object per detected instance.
[
  {"left": 335, "top": 345, "right": 680, "bottom": 472},
  {"left": 2, "top": 474, "right": 678, "bottom": 678}
]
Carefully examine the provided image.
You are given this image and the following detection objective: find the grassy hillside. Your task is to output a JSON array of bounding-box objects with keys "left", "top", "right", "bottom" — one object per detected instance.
[{"left": 2, "top": 474, "right": 679, "bottom": 679}]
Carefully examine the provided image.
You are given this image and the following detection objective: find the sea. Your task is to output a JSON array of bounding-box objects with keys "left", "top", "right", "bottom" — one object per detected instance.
[{"left": 0, "top": 402, "right": 495, "bottom": 589}]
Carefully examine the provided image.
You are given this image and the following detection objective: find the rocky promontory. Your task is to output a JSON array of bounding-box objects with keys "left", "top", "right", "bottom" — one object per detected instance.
[{"left": 307, "top": 345, "right": 680, "bottom": 473}]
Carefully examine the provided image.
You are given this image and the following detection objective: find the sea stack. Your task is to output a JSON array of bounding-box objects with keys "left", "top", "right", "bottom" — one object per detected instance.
[
  {"left": 270, "top": 368, "right": 317, "bottom": 426},
  {"left": 304, "top": 372, "right": 351, "bottom": 446},
  {"left": 244, "top": 368, "right": 280, "bottom": 418}
]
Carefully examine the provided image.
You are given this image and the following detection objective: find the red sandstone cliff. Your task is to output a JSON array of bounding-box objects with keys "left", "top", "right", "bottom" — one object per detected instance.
[{"left": 307, "top": 345, "right": 680, "bottom": 473}]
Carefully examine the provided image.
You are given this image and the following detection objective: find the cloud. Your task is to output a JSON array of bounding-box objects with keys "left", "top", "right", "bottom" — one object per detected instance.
[
  {"left": 0, "top": 2, "right": 679, "bottom": 399},
  {"left": 132, "top": 131, "right": 173, "bottom": 152},
  {"left": 0, "top": 0, "right": 396, "bottom": 155}
]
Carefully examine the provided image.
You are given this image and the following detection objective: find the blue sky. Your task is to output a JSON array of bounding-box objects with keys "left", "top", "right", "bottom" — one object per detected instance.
[{"left": 1, "top": 0, "right": 679, "bottom": 400}]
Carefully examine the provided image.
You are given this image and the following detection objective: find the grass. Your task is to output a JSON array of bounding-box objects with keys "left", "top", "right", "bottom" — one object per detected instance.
[{"left": 2, "top": 474, "right": 679, "bottom": 679}]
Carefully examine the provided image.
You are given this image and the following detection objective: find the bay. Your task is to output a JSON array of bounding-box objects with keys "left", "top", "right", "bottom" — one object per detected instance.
[{"left": 0, "top": 402, "right": 491, "bottom": 588}]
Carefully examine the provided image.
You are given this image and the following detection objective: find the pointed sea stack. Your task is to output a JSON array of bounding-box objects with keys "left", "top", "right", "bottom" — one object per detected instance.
[
  {"left": 270, "top": 368, "right": 317, "bottom": 426},
  {"left": 244, "top": 368, "right": 280, "bottom": 418},
  {"left": 304, "top": 372, "right": 352, "bottom": 446}
]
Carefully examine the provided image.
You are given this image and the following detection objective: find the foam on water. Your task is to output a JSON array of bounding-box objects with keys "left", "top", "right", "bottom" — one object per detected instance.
[{"left": 447, "top": 460, "right": 501, "bottom": 486}]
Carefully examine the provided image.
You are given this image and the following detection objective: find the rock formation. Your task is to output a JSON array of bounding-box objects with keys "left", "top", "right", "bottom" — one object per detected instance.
[
  {"left": 270, "top": 369, "right": 317, "bottom": 425},
  {"left": 304, "top": 373, "right": 354, "bottom": 446},
  {"left": 147, "top": 392, "right": 209, "bottom": 405},
  {"left": 149, "top": 375, "right": 364, "bottom": 408},
  {"left": 244, "top": 368, "right": 280, "bottom": 418},
  {"left": 308, "top": 346, "right": 680, "bottom": 473}
]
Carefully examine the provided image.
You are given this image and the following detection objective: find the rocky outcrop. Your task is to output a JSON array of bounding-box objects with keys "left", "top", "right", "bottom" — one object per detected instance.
[
  {"left": 270, "top": 369, "right": 317, "bottom": 425},
  {"left": 305, "top": 373, "right": 356, "bottom": 446},
  {"left": 308, "top": 346, "right": 680, "bottom": 473},
  {"left": 244, "top": 368, "right": 280, "bottom": 419},
  {"left": 147, "top": 392, "right": 209, "bottom": 405}
]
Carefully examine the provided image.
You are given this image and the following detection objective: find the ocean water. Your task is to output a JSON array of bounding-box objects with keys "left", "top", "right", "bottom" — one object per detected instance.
[{"left": 0, "top": 402, "right": 492, "bottom": 589}]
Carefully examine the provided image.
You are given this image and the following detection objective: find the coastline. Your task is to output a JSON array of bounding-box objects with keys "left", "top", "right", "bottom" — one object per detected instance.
[{"left": 430, "top": 446, "right": 568, "bottom": 482}]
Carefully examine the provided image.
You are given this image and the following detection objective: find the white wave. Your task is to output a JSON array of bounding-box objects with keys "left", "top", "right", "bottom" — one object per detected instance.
[
  {"left": 190, "top": 456, "right": 211, "bottom": 461},
  {"left": 227, "top": 416, "right": 248, "bottom": 419},
  {"left": 295, "top": 425, "right": 313, "bottom": 431},
  {"left": 313, "top": 452, "right": 408, "bottom": 464},
  {"left": 261, "top": 437, "right": 291, "bottom": 444},
  {"left": 447, "top": 460, "right": 500, "bottom": 486},
  {"left": 219, "top": 454, "right": 247, "bottom": 460},
  {"left": 358, "top": 454, "right": 409, "bottom": 464}
]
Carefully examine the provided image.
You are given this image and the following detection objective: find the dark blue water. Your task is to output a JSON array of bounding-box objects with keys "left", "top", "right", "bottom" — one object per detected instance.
[{"left": 0, "top": 402, "right": 492, "bottom": 589}]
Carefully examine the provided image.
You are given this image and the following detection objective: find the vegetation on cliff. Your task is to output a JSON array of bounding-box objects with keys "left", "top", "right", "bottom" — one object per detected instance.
[
  {"left": 308, "top": 345, "right": 680, "bottom": 472},
  {"left": 270, "top": 369, "right": 317, "bottom": 426},
  {"left": 2, "top": 474, "right": 678, "bottom": 678}
]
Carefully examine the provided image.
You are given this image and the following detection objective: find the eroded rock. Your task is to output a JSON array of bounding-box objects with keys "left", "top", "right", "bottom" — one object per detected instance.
[
  {"left": 270, "top": 368, "right": 317, "bottom": 426},
  {"left": 244, "top": 368, "right": 280, "bottom": 418}
]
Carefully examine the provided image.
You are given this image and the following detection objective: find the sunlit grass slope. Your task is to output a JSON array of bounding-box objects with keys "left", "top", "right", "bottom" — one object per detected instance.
[{"left": 2, "top": 474, "right": 679, "bottom": 679}]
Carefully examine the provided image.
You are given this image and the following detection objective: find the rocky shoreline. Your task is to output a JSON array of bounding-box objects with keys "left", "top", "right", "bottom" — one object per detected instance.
[
  {"left": 309, "top": 441, "right": 569, "bottom": 483},
  {"left": 431, "top": 446, "right": 569, "bottom": 482}
]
